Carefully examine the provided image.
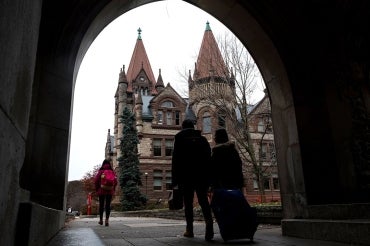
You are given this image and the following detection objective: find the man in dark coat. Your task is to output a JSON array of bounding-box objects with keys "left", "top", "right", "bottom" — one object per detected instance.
[{"left": 171, "top": 119, "right": 214, "bottom": 241}]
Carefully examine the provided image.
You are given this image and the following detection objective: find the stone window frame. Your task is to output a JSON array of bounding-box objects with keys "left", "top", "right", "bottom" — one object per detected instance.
[
  {"left": 197, "top": 106, "right": 214, "bottom": 134},
  {"left": 155, "top": 99, "right": 182, "bottom": 127},
  {"left": 153, "top": 169, "right": 163, "bottom": 191},
  {"left": 151, "top": 137, "right": 174, "bottom": 158},
  {"left": 165, "top": 170, "right": 172, "bottom": 191}
]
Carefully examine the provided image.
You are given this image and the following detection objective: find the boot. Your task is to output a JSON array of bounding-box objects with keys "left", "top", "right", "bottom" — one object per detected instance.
[
  {"left": 183, "top": 224, "right": 194, "bottom": 238},
  {"left": 98, "top": 217, "right": 103, "bottom": 225},
  {"left": 105, "top": 218, "right": 109, "bottom": 226}
]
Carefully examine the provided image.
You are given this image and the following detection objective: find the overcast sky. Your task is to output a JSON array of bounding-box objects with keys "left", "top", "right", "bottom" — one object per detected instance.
[{"left": 68, "top": 0, "right": 265, "bottom": 181}]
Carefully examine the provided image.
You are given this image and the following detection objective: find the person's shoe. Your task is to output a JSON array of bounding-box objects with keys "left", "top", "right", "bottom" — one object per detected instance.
[
  {"left": 205, "top": 223, "right": 214, "bottom": 241},
  {"left": 98, "top": 220, "right": 103, "bottom": 225},
  {"left": 105, "top": 218, "right": 109, "bottom": 226},
  {"left": 183, "top": 230, "right": 194, "bottom": 238}
]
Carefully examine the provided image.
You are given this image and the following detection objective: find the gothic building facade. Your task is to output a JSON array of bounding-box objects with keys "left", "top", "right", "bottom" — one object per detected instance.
[{"left": 105, "top": 23, "right": 280, "bottom": 204}]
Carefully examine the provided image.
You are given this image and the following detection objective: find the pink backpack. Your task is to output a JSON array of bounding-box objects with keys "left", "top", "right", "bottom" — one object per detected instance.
[{"left": 100, "top": 170, "right": 116, "bottom": 190}]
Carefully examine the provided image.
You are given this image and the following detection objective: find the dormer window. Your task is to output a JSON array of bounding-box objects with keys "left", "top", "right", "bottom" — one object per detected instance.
[{"left": 155, "top": 100, "right": 181, "bottom": 126}]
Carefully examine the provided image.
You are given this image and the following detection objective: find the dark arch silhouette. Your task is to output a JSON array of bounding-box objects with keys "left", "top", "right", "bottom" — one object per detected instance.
[{"left": 1, "top": 1, "right": 369, "bottom": 245}]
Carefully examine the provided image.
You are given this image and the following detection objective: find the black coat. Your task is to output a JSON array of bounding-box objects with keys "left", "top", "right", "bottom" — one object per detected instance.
[
  {"left": 210, "top": 141, "right": 244, "bottom": 189},
  {"left": 171, "top": 128, "right": 211, "bottom": 187}
]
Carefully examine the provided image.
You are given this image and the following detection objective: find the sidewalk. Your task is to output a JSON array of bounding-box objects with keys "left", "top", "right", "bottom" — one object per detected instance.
[{"left": 47, "top": 216, "right": 353, "bottom": 246}]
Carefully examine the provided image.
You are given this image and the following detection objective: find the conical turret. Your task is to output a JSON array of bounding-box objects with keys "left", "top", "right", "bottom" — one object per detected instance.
[
  {"left": 193, "top": 21, "right": 229, "bottom": 80},
  {"left": 118, "top": 65, "right": 128, "bottom": 84},
  {"left": 189, "top": 22, "right": 235, "bottom": 130},
  {"left": 126, "top": 28, "right": 157, "bottom": 95},
  {"left": 155, "top": 69, "right": 165, "bottom": 92}
]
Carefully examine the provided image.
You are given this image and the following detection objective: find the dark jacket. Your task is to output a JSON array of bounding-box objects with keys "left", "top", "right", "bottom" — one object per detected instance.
[
  {"left": 210, "top": 141, "right": 244, "bottom": 189},
  {"left": 171, "top": 128, "right": 211, "bottom": 187}
]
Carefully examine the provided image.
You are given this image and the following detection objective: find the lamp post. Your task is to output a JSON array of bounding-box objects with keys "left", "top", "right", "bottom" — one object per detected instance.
[{"left": 144, "top": 172, "right": 148, "bottom": 197}]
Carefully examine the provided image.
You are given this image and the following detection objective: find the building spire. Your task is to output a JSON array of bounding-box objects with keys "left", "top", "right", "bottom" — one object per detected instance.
[
  {"left": 188, "top": 69, "right": 194, "bottom": 90},
  {"left": 105, "top": 129, "right": 112, "bottom": 161},
  {"left": 155, "top": 68, "right": 165, "bottom": 92},
  {"left": 118, "top": 65, "right": 128, "bottom": 84},
  {"left": 137, "top": 27, "right": 142, "bottom": 40},
  {"left": 107, "top": 129, "right": 111, "bottom": 142},
  {"left": 194, "top": 21, "right": 228, "bottom": 79},
  {"left": 206, "top": 21, "right": 211, "bottom": 31},
  {"left": 126, "top": 27, "right": 157, "bottom": 94}
]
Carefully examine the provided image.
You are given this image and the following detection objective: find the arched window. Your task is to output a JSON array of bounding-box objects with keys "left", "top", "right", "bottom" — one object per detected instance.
[
  {"left": 202, "top": 111, "right": 211, "bottom": 133},
  {"left": 161, "top": 101, "right": 174, "bottom": 108}
]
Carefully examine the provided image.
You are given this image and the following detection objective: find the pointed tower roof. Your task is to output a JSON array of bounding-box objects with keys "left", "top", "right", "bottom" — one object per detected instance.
[
  {"left": 107, "top": 129, "right": 111, "bottom": 143},
  {"left": 118, "top": 65, "right": 128, "bottom": 84},
  {"left": 188, "top": 69, "right": 194, "bottom": 90},
  {"left": 105, "top": 129, "right": 113, "bottom": 156},
  {"left": 194, "top": 21, "right": 228, "bottom": 79},
  {"left": 126, "top": 28, "right": 157, "bottom": 93},
  {"left": 155, "top": 68, "right": 165, "bottom": 89}
]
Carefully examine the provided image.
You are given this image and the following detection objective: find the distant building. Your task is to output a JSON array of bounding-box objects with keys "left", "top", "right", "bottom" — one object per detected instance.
[
  {"left": 66, "top": 180, "right": 87, "bottom": 213},
  {"left": 105, "top": 22, "right": 280, "bottom": 205}
]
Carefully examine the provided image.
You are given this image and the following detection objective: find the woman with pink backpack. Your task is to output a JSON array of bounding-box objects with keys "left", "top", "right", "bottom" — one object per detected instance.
[{"left": 94, "top": 159, "right": 117, "bottom": 226}]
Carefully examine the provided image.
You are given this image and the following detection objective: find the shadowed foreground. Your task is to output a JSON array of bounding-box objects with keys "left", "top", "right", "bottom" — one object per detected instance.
[{"left": 47, "top": 216, "right": 353, "bottom": 246}]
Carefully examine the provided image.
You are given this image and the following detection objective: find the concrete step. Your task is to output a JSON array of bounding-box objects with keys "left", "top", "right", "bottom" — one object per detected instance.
[{"left": 282, "top": 219, "right": 370, "bottom": 245}]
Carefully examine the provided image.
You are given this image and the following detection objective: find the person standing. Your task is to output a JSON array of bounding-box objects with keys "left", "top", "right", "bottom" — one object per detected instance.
[
  {"left": 94, "top": 159, "right": 117, "bottom": 226},
  {"left": 210, "top": 128, "right": 244, "bottom": 190},
  {"left": 210, "top": 128, "right": 258, "bottom": 241},
  {"left": 171, "top": 119, "right": 214, "bottom": 241}
]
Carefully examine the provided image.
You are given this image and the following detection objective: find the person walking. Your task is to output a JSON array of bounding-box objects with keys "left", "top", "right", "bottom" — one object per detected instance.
[
  {"left": 94, "top": 159, "right": 118, "bottom": 226},
  {"left": 171, "top": 119, "right": 214, "bottom": 241},
  {"left": 210, "top": 128, "right": 244, "bottom": 190}
]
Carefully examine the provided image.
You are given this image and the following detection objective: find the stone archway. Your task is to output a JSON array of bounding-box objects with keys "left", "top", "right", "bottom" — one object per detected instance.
[
  {"left": 16, "top": 1, "right": 300, "bottom": 244},
  {"left": 73, "top": 0, "right": 302, "bottom": 217},
  {"left": 2, "top": 1, "right": 369, "bottom": 245}
]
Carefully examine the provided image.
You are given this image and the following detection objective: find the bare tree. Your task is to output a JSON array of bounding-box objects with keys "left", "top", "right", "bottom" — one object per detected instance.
[{"left": 184, "top": 32, "right": 276, "bottom": 200}]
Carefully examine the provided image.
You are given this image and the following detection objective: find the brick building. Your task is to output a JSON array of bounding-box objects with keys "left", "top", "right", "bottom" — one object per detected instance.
[
  {"left": 243, "top": 94, "right": 280, "bottom": 203},
  {"left": 105, "top": 22, "right": 280, "bottom": 205}
]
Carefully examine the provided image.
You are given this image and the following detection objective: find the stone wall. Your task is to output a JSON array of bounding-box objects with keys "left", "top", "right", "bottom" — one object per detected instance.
[{"left": 110, "top": 205, "right": 283, "bottom": 225}]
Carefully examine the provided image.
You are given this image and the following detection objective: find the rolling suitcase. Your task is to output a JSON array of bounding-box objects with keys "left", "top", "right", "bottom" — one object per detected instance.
[{"left": 210, "top": 189, "right": 258, "bottom": 242}]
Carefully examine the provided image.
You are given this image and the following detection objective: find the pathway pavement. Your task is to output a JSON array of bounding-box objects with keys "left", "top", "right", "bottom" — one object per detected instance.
[{"left": 47, "top": 216, "right": 354, "bottom": 246}]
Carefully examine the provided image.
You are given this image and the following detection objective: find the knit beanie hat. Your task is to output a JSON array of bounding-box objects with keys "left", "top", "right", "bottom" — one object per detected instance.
[{"left": 215, "top": 128, "right": 229, "bottom": 144}]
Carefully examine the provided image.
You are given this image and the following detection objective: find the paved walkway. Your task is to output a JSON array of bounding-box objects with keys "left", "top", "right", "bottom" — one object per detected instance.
[{"left": 47, "top": 216, "right": 353, "bottom": 246}]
